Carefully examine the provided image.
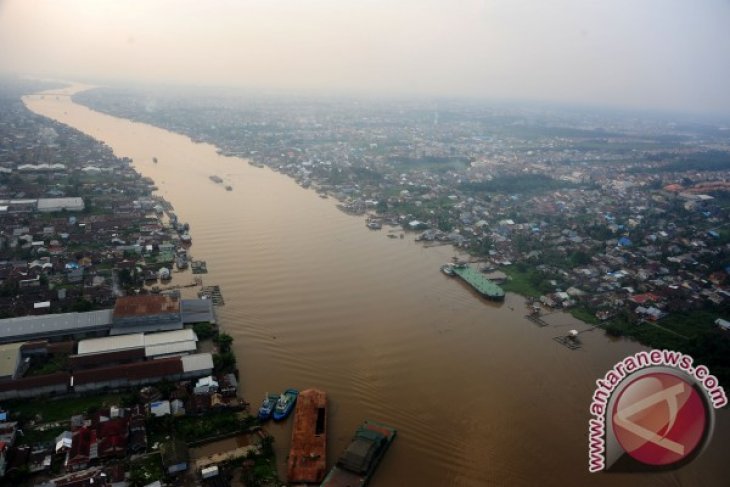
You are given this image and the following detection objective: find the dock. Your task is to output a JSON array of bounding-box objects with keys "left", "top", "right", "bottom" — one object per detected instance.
[
  {"left": 199, "top": 285, "right": 225, "bottom": 305},
  {"left": 553, "top": 335, "right": 582, "bottom": 350},
  {"left": 525, "top": 314, "right": 550, "bottom": 327},
  {"left": 191, "top": 260, "right": 208, "bottom": 274}
]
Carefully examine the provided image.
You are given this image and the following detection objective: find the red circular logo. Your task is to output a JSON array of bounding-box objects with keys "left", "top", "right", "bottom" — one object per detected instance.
[{"left": 612, "top": 372, "right": 708, "bottom": 466}]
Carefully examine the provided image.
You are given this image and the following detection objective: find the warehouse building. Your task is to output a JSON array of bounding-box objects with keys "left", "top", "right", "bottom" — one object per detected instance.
[
  {"left": 0, "top": 310, "right": 113, "bottom": 344},
  {"left": 72, "top": 353, "right": 214, "bottom": 393},
  {"left": 36, "top": 197, "right": 85, "bottom": 213},
  {"left": 76, "top": 329, "right": 198, "bottom": 359},
  {"left": 110, "top": 295, "right": 183, "bottom": 335}
]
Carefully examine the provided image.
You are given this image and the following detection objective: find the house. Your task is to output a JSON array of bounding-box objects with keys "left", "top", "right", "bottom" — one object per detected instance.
[
  {"left": 161, "top": 439, "right": 189, "bottom": 475},
  {"left": 716, "top": 318, "right": 730, "bottom": 331}
]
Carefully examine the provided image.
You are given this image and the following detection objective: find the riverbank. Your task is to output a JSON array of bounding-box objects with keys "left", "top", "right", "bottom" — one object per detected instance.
[{"left": 24, "top": 83, "right": 730, "bottom": 487}]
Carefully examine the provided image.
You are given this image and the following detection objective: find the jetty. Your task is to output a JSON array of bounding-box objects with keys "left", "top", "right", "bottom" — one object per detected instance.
[
  {"left": 191, "top": 260, "right": 208, "bottom": 274},
  {"left": 200, "top": 285, "right": 225, "bottom": 305}
]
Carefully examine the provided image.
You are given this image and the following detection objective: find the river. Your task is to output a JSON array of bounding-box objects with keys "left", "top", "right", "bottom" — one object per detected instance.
[{"left": 23, "top": 85, "right": 729, "bottom": 487}]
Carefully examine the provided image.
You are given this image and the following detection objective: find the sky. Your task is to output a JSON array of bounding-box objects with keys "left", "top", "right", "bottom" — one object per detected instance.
[{"left": 1, "top": 0, "right": 730, "bottom": 114}]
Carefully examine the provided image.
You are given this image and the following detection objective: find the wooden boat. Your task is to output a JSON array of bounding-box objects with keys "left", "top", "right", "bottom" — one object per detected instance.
[
  {"left": 272, "top": 388, "right": 298, "bottom": 421},
  {"left": 320, "top": 420, "right": 396, "bottom": 487},
  {"left": 287, "top": 389, "right": 327, "bottom": 483},
  {"left": 258, "top": 393, "right": 279, "bottom": 421}
]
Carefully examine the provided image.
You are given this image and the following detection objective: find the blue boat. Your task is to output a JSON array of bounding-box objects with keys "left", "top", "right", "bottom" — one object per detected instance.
[
  {"left": 272, "top": 388, "right": 299, "bottom": 421},
  {"left": 258, "top": 393, "right": 279, "bottom": 421}
]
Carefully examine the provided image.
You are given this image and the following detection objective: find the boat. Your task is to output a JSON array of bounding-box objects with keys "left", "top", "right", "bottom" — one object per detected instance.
[
  {"left": 209, "top": 175, "right": 223, "bottom": 184},
  {"left": 450, "top": 263, "right": 505, "bottom": 301},
  {"left": 320, "top": 420, "right": 396, "bottom": 487},
  {"left": 258, "top": 393, "right": 280, "bottom": 421},
  {"left": 153, "top": 157, "right": 158, "bottom": 163},
  {"left": 225, "top": 185, "right": 233, "bottom": 191},
  {"left": 180, "top": 233, "right": 192, "bottom": 244},
  {"left": 272, "top": 388, "right": 298, "bottom": 421},
  {"left": 287, "top": 389, "right": 327, "bottom": 484}
]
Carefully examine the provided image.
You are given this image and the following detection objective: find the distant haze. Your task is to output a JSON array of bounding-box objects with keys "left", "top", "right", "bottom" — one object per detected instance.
[{"left": 2, "top": 0, "right": 730, "bottom": 114}]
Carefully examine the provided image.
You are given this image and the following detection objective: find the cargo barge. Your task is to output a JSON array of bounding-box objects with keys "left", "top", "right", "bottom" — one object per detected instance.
[
  {"left": 444, "top": 263, "right": 505, "bottom": 301},
  {"left": 320, "top": 420, "right": 396, "bottom": 487},
  {"left": 287, "top": 389, "right": 327, "bottom": 484}
]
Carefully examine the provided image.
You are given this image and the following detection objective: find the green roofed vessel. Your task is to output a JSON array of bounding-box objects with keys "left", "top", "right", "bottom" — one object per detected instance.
[
  {"left": 320, "top": 420, "right": 396, "bottom": 487},
  {"left": 443, "top": 263, "right": 505, "bottom": 301}
]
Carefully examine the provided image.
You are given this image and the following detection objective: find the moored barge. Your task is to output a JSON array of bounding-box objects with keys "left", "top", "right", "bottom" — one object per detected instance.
[
  {"left": 446, "top": 263, "right": 505, "bottom": 301},
  {"left": 287, "top": 389, "right": 327, "bottom": 484},
  {"left": 320, "top": 420, "right": 396, "bottom": 487}
]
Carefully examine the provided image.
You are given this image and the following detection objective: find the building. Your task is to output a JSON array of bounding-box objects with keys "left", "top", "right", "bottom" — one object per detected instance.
[
  {"left": 71, "top": 353, "right": 214, "bottom": 393},
  {"left": 0, "top": 310, "right": 113, "bottom": 344},
  {"left": 110, "top": 295, "right": 182, "bottom": 335},
  {"left": 0, "top": 343, "right": 24, "bottom": 381},
  {"left": 76, "top": 329, "right": 198, "bottom": 359},
  {"left": 37, "top": 197, "right": 85, "bottom": 213}
]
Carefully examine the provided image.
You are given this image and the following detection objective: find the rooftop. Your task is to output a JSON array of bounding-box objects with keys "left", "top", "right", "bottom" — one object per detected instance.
[
  {"left": 0, "top": 310, "right": 113, "bottom": 344},
  {"left": 113, "top": 295, "right": 180, "bottom": 319}
]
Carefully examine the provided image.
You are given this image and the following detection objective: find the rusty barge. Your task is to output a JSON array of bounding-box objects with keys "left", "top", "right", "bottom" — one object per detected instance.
[{"left": 287, "top": 388, "right": 327, "bottom": 484}]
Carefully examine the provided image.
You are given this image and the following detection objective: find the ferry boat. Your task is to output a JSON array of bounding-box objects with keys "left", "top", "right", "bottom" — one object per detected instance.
[
  {"left": 258, "top": 393, "right": 280, "bottom": 421},
  {"left": 272, "top": 388, "right": 299, "bottom": 421},
  {"left": 287, "top": 389, "right": 327, "bottom": 484},
  {"left": 320, "top": 420, "right": 396, "bottom": 487}
]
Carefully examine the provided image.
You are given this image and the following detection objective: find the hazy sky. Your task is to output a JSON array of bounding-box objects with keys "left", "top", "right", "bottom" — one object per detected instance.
[{"left": 1, "top": 0, "right": 730, "bottom": 113}]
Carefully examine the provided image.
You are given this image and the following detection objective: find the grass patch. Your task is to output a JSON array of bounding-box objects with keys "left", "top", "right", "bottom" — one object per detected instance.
[
  {"left": 147, "top": 410, "right": 255, "bottom": 445},
  {"left": 569, "top": 306, "right": 599, "bottom": 325},
  {"left": 501, "top": 267, "right": 546, "bottom": 297},
  {"left": 129, "top": 452, "right": 164, "bottom": 487},
  {"left": 6, "top": 393, "right": 124, "bottom": 423}
]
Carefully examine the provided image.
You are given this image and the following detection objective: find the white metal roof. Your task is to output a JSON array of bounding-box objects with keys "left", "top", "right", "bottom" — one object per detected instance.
[
  {"left": 78, "top": 328, "right": 198, "bottom": 355},
  {"left": 145, "top": 341, "right": 197, "bottom": 358},
  {"left": 77, "top": 333, "right": 144, "bottom": 355},
  {"left": 144, "top": 328, "right": 197, "bottom": 346},
  {"left": 181, "top": 353, "right": 214, "bottom": 373}
]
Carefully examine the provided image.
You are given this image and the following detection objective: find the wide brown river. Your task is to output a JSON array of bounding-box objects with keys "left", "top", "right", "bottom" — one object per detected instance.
[{"left": 24, "top": 86, "right": 729, "bottom": 487}]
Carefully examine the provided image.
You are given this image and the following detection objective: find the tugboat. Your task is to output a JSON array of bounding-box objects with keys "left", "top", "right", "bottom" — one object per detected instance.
[
  {"left": 258, "top": 393, "right": 280, "bottom": 421},
  {"left": 321, "top": 420, "right": 397, "bottom": 487},
  {"left": 273, "top": 389, "right": 299, "bottom": 421}
]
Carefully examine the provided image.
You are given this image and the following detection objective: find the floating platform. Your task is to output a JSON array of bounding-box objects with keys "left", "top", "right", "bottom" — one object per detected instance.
[
  {"left": 526, "top": 314, "right": 549, "bottom": 327},
  {"left": 199, "top": 285, "right": 225, "bottom": 305},
  {"left": 191, "top": 260, "right": 208, "bottom": 274},
  {"left": 451, "top": 265, "right": 505, "bottom": 301},
  {"left": 553, "top": 336, "right": 582, "bottom": 350}
]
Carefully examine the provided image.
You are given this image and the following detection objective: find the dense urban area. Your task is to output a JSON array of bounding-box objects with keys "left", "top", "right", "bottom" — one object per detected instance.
[
  {"left": 76, "top": 86, "right": 730, "bottom": 375},
  {"left": 0, "top": 75, "right": 729, "bottom": 485},
  {"left": 0, "top": 79, "right": 278, "bottom": 486}
]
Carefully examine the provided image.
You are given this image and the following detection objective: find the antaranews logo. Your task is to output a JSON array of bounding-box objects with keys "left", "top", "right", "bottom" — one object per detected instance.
[{"left": 588, "top": 349, "right": 727, "bottom": 473}]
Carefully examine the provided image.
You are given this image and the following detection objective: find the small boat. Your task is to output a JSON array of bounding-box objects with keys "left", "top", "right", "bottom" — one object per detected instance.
[
  {"left": 441, "top": 264, "right": 455, "bottom": 276},
  {"left": 272, "top": 388, "right": 299, "bottom": 421},
  {"left": 258, "top": 393, "right": 280, "bottom": 421},
  {"left": 180, "top": 233, "right": 192, "bottom": 244},
  {"left": 209, "top": 175, "right": 223, "bottom": 184},
  {"left": 225, "top": 185, "right": 233, "bottom": 191},
  {"left": 153, "top": 157, "right": 158, "bottom": 163},
  {"left": 287, "top": 389, "right": 327, "bottom": 483},
  {"left": 321, "top": 420, "right": 396, "bottom": 487}
]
